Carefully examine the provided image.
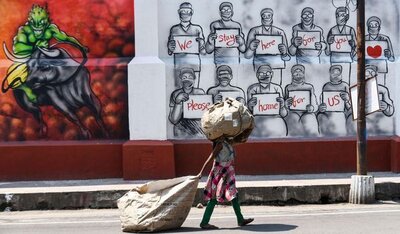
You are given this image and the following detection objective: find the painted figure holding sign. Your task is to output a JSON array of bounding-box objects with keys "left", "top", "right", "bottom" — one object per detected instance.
[
  {"left": 168, "top": 2, "right": 206, "bottom": 88},
  {"left": 325, "top": 7, "right": 357, "bottom": 84},
  {"left": 288, "top": 7, "right": 326, "bottom": 64},
  {"left": 169, "top": 68, "right": 206, "bottom": 138},
  {"left": 365, "top": 16, "right": 395, "bottom": 86},
  {"left": 244, "top": 8, "right": 290, "bottom": 85},
  {"left": 247, "top": 65, "right": 288, "bottom": 137},
  {"left": 317, "top": 65, "right": 351, "bottom": 136},
  {"left": 284, "top": 65, "right": 319, "bottom": 136},
  {"left": 205, "top": 2, "right": 246, "bottom": 65},
  {"left": 363, "top": 65, "right": 395, "bottom": 134},
  {"left": 207, "top": 65, "right": 245, "bottom": 104}
]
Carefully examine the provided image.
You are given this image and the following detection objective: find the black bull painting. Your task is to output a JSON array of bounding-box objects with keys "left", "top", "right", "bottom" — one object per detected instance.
[{"left": 2, "top": 43, "right": 108, "bottom": 139}]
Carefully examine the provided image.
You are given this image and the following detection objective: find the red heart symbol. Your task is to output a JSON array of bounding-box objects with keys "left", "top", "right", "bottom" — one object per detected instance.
[{"left": 367, "top": 45, "right": 382, "bottom": 58}]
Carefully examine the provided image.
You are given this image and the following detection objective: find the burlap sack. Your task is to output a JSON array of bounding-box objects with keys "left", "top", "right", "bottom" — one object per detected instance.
[
  {"left": 117, "top": 176, "right": 199, "bottom": 233},
  {"left": 201, "top": 98, "right": 254, "bottom": 141}
]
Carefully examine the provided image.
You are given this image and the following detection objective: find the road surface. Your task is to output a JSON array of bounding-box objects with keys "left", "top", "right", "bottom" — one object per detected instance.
[{"left": 1, "top": 202, "right": 400, "bottom": 233}]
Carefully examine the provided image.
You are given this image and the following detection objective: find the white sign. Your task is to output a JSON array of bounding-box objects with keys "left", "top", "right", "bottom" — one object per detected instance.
[
  {"left": 219, "top": 91, "right": 243, "bottom": 102},
  {"left": 297, "top": 31, "right": 321, "bottom": 49},
  {"left": 252, "top": 93, "right": 280, "bottom": 116},
  {"left": 215, "top": 29, "right": 239, "bottom": 48},
  {"left": 288, "top": 90, "right": 311, "bottom": 111},
  {"left": 322, "top": 91, "right": 345, "bottom": 112},
  {"left": 255, "top": 35, "right": 282, "bottom": 55},
  {"left": 330, "top": 35, "right": 352, "bottom": 53},
  {"left": 174, "top": 36, "right": 199, "bottom": 54},
  {"left": 350, "top": 77, "right": 380, "bottom": 120},
  {"left": 366, "top": 41, "right": 388, "bottom": 60},
  {"left": 183, "top": 95, "right": 213, "bottom": 119}
]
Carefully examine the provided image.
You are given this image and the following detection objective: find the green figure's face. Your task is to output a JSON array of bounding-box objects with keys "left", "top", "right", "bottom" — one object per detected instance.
[{"left": 28, "top": 5, "right": 50, "bottom": 38}]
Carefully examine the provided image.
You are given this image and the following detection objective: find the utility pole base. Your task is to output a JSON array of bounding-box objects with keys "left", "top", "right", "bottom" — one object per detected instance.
[{"left": 349, "top": 175, "right": 375, "bottom": 204}]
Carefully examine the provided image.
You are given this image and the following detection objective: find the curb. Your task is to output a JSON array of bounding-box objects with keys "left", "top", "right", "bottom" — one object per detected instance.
[{"left": 1, "top": 182, "right": 400, "bottom": 211}]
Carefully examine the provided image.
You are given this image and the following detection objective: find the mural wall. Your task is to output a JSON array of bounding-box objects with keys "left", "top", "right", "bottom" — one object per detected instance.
[
  {"left": 160, "top": 0, "right": 399, "bottom": 139},
  {"left": 0, "top": 0, "right": 134, "bottom": 141}
]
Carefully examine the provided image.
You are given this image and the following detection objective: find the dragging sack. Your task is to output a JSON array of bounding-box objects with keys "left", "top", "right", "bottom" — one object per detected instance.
[
  {"left": 201, "top": 97, "right": 254, "bottom": 142},
  {"left": 117, "top": 176, "right": 199, "bottom": 233}
]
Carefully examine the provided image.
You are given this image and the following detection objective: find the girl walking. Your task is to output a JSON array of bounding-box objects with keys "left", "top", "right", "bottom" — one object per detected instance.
[{"left": 199, "top": 136, "right": 254, "bottom": 229}]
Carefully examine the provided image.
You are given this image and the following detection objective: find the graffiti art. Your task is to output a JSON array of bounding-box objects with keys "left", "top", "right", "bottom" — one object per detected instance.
[{"left": 0, "top": 0, "right": 134, "bottom": 141}]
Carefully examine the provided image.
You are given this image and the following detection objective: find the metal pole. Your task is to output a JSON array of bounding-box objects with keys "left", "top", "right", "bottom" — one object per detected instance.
[{"left": 356, "top": 0, "right": 367, "bottom": 175}]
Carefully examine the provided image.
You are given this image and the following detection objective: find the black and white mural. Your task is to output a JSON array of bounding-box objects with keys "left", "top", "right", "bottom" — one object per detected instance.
[{"left": 160, "top": 0, "right": 399, "bottom": 139}]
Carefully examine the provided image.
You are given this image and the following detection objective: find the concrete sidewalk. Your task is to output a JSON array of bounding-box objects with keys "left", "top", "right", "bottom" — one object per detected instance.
[{"left": 1, "top": 172, "right": 399, "bottom": 211}]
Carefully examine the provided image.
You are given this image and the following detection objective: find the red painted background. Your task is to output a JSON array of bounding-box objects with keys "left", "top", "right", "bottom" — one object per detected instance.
[{"left": 0, "top": 0, "right": 134, "bottom": 141}]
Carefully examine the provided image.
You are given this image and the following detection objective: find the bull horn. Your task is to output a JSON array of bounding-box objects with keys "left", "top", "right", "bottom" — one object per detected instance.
[
  {"left": 37, "top": 47, "right": 60, "bottom": 57},
  {"left": 2, "top": 42, "right": 30, "bottom": 63}
]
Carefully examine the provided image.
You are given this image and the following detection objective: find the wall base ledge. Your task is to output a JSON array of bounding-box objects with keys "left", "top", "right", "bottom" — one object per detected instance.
[{"left": 1, "top": 137, "right": 398, "bottom": 181}]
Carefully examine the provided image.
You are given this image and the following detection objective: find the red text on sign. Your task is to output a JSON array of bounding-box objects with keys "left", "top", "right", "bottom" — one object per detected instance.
[
  {"left": 292, "top": 95, "right": 306, "bottom": 108},
  {"left": 327, "top": 95, "right": 341, "bottom": 106},
  {"left": 261, "top": 40, "right": 276, "bottom": 50},
  {"left": 335, "top": 37, "right": 348, "bottom": 50},
  {"left": 302, "top": 35, "right": 316, "bottom": 47},
  {"left": 177, "top": 40, "right": 193, "bottom": 51},
  {"left": 186, "top": 100, "right": 211, "bottom": 111},
  {"left": 258, "top": 100, "right": 279, "bottom": 112},
  {"left": 218, "top": 34, "right": 236, "bottom": 46}
]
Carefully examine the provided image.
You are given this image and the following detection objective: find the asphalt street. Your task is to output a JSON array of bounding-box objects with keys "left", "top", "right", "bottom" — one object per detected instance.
[{"left": 1, "top": 202, "right": 400, "bottom": 234}]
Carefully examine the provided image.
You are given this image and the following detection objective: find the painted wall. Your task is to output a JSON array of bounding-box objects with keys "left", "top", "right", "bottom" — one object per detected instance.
[
  {"left": 153, "top": 0, "right": 399, "bottom": 140},
  {"left": 0, "top": 0, "right": 134, "bottom": 141}
]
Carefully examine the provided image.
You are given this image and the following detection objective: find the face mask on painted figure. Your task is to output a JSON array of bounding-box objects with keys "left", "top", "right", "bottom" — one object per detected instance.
[
  {"left": 336, "top": 12, "right": 348, "bottom": 26},
  {"left": 220, "top": 7, "right": 233, "bottom": 21},
  {"left": 181, "top": 73, "right": 195, "bottom": 89},
  {"left": 292, "top": 70, "right": 305, "bottom": 84},
  {"left": 301, "top": 13, "right": 313, "bottom": 26},
  {"left": 330, "top": 69, "right": 342, "bottom": 84},
  {"left": 179, "top": 9, "right": 192, "bottom": 22},
  {"left": 261, "top": 13, "right": 273, "bottom": 26}
]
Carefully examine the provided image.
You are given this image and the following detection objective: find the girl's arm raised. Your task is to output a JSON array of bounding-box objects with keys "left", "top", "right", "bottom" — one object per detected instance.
[{"left": 197, "top": 141, "right": 223, "bottom": 178}]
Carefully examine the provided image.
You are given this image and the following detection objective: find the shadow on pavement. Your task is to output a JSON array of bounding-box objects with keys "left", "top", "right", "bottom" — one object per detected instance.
[
  {"left": 230, "top": 223, "right": 298, "bottom": 232},
  {"left": 164, "top": 227, "right": 205, "bottom": 233},
  {"left": 165, "top": 224, "right": 298, "bottom": 232}
]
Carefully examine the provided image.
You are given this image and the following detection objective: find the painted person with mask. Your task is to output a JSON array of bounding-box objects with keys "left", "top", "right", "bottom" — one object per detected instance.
[
  {"left": 244, "top": 8, "right": 291, "bottom": 85},
  {"left": 169, "top": 68, "right": 205, "bottom": 138},
  {"left": 364, "top": 65, "right": 395, "bottom": 135},
  {"left": 288, "top": 7, "right": 326, "bottom": 64},
  {"left": 168, "top": 2, "right": 206, "bottom": 88},
  {"left": 365, "top": 16, "right": 395, "bottom": 85},
  {"left": 205, "top": 2, "right": 246, "bottom": 65},
  {"left": 284, "top": 65, "right": 319, "bottom": 136},
  {"left": 247, "top": 65, "right": 288, "bottom": 137},
  {"left": 317, "top": 65, "right": 351, "bottom": 136},
  {"left": 207, "top": 65, "right": 246, "bottom": 104},
  {"left": 325, "top": 7, "right": 357, "bottom": 84}
]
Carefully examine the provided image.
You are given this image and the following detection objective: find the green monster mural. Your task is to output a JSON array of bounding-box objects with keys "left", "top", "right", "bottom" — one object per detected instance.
[
  {"left": 2, "top": 4, "right": 109, "bottom": 139},
  {"left": 4, "top": 4, "right": 87, "bottom": 103}
]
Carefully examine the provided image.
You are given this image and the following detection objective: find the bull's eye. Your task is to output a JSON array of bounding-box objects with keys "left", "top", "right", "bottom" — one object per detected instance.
[{"left": 39, "top": 64, "right": 51, "bottom": 71}]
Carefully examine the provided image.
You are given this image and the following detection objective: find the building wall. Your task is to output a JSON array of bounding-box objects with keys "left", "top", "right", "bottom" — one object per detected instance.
[
  {"left": 1, "top": 0, "right": 400, "bottom": 181},
  {"left": 130, "top": 0, "right": 400, "bottom": 140},
  {"left": 124, "top": 0, "right": 400, "bottom": 180}
]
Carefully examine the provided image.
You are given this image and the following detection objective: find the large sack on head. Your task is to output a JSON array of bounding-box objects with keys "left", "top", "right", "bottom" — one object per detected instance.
[
  {"left": 117, "top": 176, "right": 199, "bottom": 233},
  {"left": 201, "top": 97, "right": 254, "bottom": 141}
]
